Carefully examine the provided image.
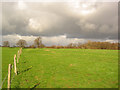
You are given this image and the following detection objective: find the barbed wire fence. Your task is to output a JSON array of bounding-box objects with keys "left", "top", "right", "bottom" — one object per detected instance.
[{"left": 0, "top": 48, "right": 22, "bottom": 89}]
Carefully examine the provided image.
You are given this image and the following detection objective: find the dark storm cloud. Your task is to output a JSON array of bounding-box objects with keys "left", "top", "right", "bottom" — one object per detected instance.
[{"left": 2, "top": 2, "right": 118, "bottom": 40}]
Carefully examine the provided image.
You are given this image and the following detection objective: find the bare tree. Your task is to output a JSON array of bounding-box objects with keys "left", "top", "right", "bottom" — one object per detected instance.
[
  {"left": 3, "top": 41, "right": 10, "bottom": 47},
  {"left": 67, "top": 43, "right": 73, "bottom": 48},
  {"left": 34, "top": 37, "right": 42, "bottom": 48},
  {"left": 16, "top": 39, "right": 27, "bottom": 47}
]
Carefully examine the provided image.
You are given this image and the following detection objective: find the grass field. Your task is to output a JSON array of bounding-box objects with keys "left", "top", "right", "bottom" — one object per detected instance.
[{"left": 2, "top": 47, "right": 118, "bottom": 88}]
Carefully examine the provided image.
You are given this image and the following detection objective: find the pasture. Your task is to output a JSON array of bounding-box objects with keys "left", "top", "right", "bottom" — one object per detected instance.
[{"left": 2, "top": 47, "right": 118, "bottom": 88}]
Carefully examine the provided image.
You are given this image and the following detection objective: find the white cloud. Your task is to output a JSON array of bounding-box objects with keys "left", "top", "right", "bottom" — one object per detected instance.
[
  {"left": 105, "top": 39, "right": 118, "bottom": 43},
  {"left": 2, "top": 34, "right": 37, "bottom": 46},
  {"left": 2, "top": 34, "right": 87, "bottom": 46},
  {"left": 42, "top": 35, "right": 86, "bottom": 46}
]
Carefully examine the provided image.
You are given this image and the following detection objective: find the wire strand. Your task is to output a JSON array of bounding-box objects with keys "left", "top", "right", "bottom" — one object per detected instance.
[{"left": 0, "top": 74, "right": 8, "bottom": 89}]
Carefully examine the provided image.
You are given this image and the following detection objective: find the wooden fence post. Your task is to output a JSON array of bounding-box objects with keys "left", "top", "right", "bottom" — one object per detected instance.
[
  {"left": 14, "top": 54, "right": 17, "bottom": 75},
  {"left": 17, "top": 50, "right": 19, "bottom": 63},
  {"left": 8, "top": 64, "right": 11, "bottom": 90}
]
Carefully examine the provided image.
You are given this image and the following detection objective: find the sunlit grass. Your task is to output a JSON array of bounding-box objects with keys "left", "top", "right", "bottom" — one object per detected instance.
[{"left": 2, "top": 48, "right": 118, "bottom": 88}]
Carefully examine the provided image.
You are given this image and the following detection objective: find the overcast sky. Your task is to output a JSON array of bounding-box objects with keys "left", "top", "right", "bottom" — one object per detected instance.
[{"left": 1, "top": 1, "right": 119, "bottom": 46}]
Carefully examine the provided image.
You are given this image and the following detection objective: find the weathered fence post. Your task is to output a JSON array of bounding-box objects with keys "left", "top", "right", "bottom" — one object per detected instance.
[
  {"left": 14, "top": 54, "right": 17, "bottom": 75},
  {"left": 17, "top": 50, "right": 19, "bottom": 63},
  {"left": 8, "top": 64, "right": 11, "bottom": 90}
]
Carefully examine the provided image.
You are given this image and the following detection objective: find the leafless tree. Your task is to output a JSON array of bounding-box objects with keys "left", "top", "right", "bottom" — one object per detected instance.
[
  {"left": 34, "top": 37, "right": 42, "bottom": 48},
  {"left": 16, "top": 39, "right": 27, "bottom": 47},
  {"left": 67, "top": 43, "right": 73, "bottom": 48},
  {"left": 3, "top": 41, "right": 10, "bottom": 47}
]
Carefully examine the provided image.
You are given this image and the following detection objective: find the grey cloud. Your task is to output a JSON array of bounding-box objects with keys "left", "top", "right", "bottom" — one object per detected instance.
[{"left": 2, "top": 2, "right": 118, "bottom": 41}]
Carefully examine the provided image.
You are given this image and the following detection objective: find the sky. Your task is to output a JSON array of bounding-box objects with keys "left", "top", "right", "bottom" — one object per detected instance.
[{"left": 1, "top": 0, "right": 119, "bottom": 46}]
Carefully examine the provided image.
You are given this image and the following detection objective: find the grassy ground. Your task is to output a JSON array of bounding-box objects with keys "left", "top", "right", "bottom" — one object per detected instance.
[{"left": 2, "top": 48, "right": 118, "bottom": 88}]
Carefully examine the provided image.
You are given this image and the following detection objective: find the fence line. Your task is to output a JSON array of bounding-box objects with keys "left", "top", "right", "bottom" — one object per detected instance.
[
  {"left": 0, "top": 64, "right": 14, "bottom": 89},
  {"left": 1, "top": 48, "right": 22, "bottom": 89}
]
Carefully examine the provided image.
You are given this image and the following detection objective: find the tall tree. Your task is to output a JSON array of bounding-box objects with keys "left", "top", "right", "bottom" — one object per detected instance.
[
  {"left": 3, "top": 41, "right": 10, "bottom": 47},
  {"left": 34, "top": 37, "right": 42, "bottom": 48},
  {"left": 16, "top": 39, "right": 27, "bottom": 47}
]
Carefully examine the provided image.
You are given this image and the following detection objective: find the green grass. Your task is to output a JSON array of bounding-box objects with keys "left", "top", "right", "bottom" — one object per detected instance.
[{"left": 2, "top": 48, "right": 118, "bottom": 88}]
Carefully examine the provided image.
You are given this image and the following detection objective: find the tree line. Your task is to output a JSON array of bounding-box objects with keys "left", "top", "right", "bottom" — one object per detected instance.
[
  {"left": 3, "top": 37, "right": 44, "bottom": 48},
  {"left": 45, "top": 41, "right": 119, "bottom": 50},
  {"left": 2, "top": 37, "right": 119, "bottom": 50}
]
